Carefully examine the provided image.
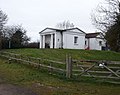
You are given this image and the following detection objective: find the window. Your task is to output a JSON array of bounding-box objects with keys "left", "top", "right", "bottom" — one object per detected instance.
[
  {"left": 99, "top": 41, "right": 102, "bottom": 46},
  {"left": 74, "top": 36, "right": 78, "bottom": 44},
  {"left": 85, "top": 41, "right": 87, "bottom": 45}
]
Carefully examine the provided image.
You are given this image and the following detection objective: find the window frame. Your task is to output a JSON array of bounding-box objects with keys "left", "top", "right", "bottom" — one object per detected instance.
[
  {"left": 99, "top": 41, "right": 102, "bottom": 46},
  {"left": 74, "top": 36, "right": 78, "bottom": 44}
]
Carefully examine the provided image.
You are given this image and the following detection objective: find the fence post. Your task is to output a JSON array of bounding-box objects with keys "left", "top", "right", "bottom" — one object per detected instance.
[
  {"left": 28, "top": 57, "right": 30, "bottom": 65},
  {"left": 38, "top": 59, "right": 40, "bottom": 68},
  {"left": 66, "top": 54, "right": 72, "bottom": 78},
  {"left": 49, "top": 63, "right": 52, "bottom": 74},
  {"left": 14, "top": 54, "right": 17, "bottom": 63}
]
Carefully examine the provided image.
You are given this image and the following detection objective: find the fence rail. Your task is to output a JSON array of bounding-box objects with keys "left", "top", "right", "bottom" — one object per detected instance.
[
  {"left": 72, "top": 58, "right": 120, "bottom": 81},
  {"left": 0, "top": 51, "right": 66, "bottom": 75},
  {"left": 0, "top": 51, "right": 120, "bottom": 84}
]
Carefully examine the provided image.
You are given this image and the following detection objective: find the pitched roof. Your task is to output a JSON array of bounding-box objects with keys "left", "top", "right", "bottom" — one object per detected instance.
[
  {"left": 86, "top": 32, "right": 101, "bottom": 38},
  {"left": 39, "top": 27, "right": 86, "bottom": 34},
  {"left": 65, "top": 27, "right": 86, "bottom": 34}
]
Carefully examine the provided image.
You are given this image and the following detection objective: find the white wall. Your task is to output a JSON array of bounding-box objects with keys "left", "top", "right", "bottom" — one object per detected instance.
[
  {"left": 63, "top": 31, "right": 85, "bottom": 49},
  {"left": 45, "top": 35, "right": 51, "bottom": 44},
  {"left": 88, "top": 38, "right": 106, "bottom": 50},
  {"left": 55, "top": 32, "right": 62, "bottom": 48},
  {"left": 85, "top": 38, "right": 89, "bottom": 49}
]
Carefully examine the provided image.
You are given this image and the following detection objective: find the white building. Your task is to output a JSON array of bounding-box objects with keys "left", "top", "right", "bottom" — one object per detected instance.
[
  {"left": 39, "top": 27, "right": 106, "bottom": 50},
  {"left": 85, "top": 32, "right": 106, "bottom": 50}
]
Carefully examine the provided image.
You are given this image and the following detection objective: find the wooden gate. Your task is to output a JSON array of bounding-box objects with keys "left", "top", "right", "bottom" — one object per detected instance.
[
  {"left": 73, "top": 60, "right": 120, "bottom": 79},
  {"left": 66, "top": 55, "right": 120, "bottom": 83}
]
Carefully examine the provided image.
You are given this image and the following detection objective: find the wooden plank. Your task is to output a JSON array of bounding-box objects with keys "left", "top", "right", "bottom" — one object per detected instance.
[
  {"left": 72, "top": 60, "right": 98, "bottom": 63},
  {"left": 73, "top": 59, "right": 120, "bottom": 65},
  {"left": 107, "top": 61, "right": 120, "bottom": 65},
  {"left": 1, "top": 52, "right": 65, "bottom": 65},
  {"left": 79, "top": 64, "right": 96, "bottom": 76},
  {"left": 82, "top": 75, "right": 119, "bottom": 79},
  {"left": 29, "top": 57, "right": 65, "bottom": 65},
  {"left": 77, "top": 64, "right": 120, "bottom": 69},
  {"left": 83, "top": 75, "right": 120, "bottom": 79},
  {"left": 77, "top": 64, "right": 100, "bottom": 69},
  {"left": 0, "top": 54, "right": 66, "bottom": 73},
  {"left": 73, "top": 70, "right": 120, "bottom": 74},
  {"left": 108, "top": 67, "right": 120, "bottom": 69},
  {"left": 103, "top": 65, "right": 120, "bottom": 78},
  {"left": 73, "top": 74, "right": 120, "bottom": 79},
  {"left": 29, "top": 61, "right": 65, "bottom": 72},
  {"left": 105, "top": 81, "right": 120, "bottom": 84},
  {"left": 2, "top": 51, "right": 20, "bottom": 56},
  {"left": 73, "top": 69, "right": 120, "bottom": 74}
]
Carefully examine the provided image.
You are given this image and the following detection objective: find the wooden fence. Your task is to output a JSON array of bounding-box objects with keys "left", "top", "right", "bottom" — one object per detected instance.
[
  {"left": 0, "top": 51, "right": 66, "bottom": 75},
  {"left": 66, "top": 55, "right": 120, "bottom": 83},
  {"left": 0, "top": 51, "right": 120, "bottom": 83}
]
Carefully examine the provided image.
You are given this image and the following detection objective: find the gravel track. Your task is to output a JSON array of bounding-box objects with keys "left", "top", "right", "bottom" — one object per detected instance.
[{"left": 0, "top": 84, "right": 38, "bottom": 95}]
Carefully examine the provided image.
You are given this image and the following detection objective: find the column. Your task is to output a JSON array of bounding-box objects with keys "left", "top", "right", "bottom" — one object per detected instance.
[
  {"left": 54, "top": 33, "right": 57, "bottom": 48},
  {"left": 50, "top": 34, "right": 53, "bottom": 48},
  {"left": 39, "top": 35, "right": 42, "bottom": 48},
  {"left": 43, "top": 35, "right": 45, "bottom": 48}
]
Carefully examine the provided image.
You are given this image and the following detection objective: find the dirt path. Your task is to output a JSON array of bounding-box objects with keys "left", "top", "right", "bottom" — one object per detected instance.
[
  {"left": 0, "top": 84, "right": 38, "bottom": 95},
  {"left": 0, "top": 71, "right": 38, "bottom": 95}
]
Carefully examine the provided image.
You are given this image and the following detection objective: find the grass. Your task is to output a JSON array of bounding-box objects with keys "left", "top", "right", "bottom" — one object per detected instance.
[
  {"left": 4, "top": 48, "right": 120, "bottom": 61},
  {"left": 0, "top": 58, "right": 120, "bottom": 95},
  {"left": 0, "top": 48, "right": 120, "bottom": 95}
]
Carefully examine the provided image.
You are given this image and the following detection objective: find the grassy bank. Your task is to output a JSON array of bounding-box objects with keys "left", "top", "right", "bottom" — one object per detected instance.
[
  {"left": 4, "top": 48, "right": 120, "bottom": 61},
  {"left": 0, "top": 49, "right": 120, "bottom": 95},
  {"left": 0, "top": 58, "right": 120, "bottom": 95}
]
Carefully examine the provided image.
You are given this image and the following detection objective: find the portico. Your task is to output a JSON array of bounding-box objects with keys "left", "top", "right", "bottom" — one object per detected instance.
[{"left": 40, "top": 33, "right": 55, "bottom": 48}]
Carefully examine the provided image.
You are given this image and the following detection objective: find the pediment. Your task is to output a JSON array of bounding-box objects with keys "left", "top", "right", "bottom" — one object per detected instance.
[{"left": 40, "top": 28, "right": 56, "bottom": 34}]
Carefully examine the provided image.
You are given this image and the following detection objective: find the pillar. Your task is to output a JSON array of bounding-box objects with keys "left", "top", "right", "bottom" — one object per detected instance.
[
  {"left": 43, "top": 35, "right": 45, "bottom": 48},
  {"left": 54, "top": 33, "right": 57, "bottom": 48},
  {"left": 40, "top": 35, "right": 43, "bottom": 48},
  {"left": 50, "top": 34, "right": 53, "bottom": 48}
]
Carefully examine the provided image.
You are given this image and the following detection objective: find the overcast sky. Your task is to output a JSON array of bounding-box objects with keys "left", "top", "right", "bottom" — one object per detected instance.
[{"left": 0, "top": 0, "right": 104, "bottom": 42}]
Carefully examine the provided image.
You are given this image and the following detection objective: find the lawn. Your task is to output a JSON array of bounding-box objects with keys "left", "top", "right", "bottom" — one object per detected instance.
[
  {"left": 0, "top": 49, "right": 120, "bottom": 95},
  {"left": 4, "top": 48, "right": 120, "bottom": 61}
]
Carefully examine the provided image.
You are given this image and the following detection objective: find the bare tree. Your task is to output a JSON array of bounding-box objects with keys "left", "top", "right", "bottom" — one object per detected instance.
[
  {"left": 3, "top": 25, "right": 23, "bottom": 39},
  {"left": 56, "top": 20, "right": 74, "bottom": 29},
  {"left": 0, "top": 9, "right": 8, "bottom": 49},
  {"left": 91, "top": 0, "right": 120, "bottom": 51},
  {"left": 0, "top": 10, "right": 8, "bottom": 31},
  {"left": 2, "top": 25, "right": 30, "bottom": 49},
  {"left": 91, "top": 0, "right": 120, "bottom": 33}
]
